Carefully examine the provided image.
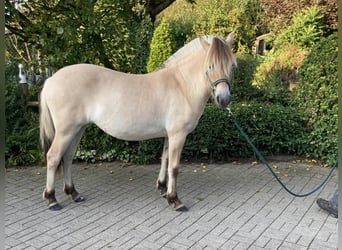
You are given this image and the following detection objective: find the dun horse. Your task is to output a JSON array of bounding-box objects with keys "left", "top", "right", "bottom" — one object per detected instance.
[{"left": 40, "top": 33, "right": 237, "bottom": 211}]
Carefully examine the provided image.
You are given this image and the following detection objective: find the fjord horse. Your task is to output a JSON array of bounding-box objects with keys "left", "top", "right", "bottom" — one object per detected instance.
[{"left": 40, "top": 33, "right": 237, "bottom": 211}]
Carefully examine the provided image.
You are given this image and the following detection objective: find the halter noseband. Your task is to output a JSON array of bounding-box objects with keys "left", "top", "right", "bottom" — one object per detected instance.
[{"left": 205, "top": 71, "right": 231, "bottom": 92}]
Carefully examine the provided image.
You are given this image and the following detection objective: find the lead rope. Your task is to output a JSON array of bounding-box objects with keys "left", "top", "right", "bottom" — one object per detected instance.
[{"left": 226, "top": 107, "right": 337, "bottom": 197}]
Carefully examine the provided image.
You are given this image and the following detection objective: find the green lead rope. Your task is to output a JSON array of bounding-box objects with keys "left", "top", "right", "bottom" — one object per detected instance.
[{"left": 226, "top": 107, "right": 337, "bottom": 198}]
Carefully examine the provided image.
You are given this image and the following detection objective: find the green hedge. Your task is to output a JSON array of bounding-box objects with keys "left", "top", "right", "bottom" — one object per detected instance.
[
  {"left": 295, "top": 33, "right": 337, "bottom": 164},
  {"left": 184, "top": 102, "right": 307, "bottom": 161},
  {"left": 5, "top": 64, "right": 43, "bottom": 166}
]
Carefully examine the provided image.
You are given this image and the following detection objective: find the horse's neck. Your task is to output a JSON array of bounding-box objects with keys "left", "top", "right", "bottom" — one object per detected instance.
[{"left": 175, "top": 53, "right": 211, "bottom": 104}]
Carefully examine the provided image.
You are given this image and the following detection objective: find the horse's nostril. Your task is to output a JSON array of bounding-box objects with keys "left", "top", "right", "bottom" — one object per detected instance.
[{"left": 216, "top": 96, "right": 220, "bottom": 104}]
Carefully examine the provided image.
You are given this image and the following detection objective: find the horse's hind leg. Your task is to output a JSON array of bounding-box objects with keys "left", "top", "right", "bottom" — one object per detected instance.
[
  {"left": 44, "top": 132, "right": 75, "bottom": 210},
  {"left": 157, "top": 137, "right": 168, "bottom": 197},
  {"left": 62, "top": 127, "right": 86, "bottom": 203}
]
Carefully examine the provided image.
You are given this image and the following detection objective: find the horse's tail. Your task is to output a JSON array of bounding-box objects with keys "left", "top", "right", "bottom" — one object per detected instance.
[
  {"left": 39, "top": 83, "right": 62, "bottom": 174},
  {"left": 39, "top": 86, "right": 54, "bottom": 156}
]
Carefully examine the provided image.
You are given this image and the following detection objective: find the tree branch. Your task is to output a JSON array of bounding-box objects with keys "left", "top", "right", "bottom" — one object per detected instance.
[
  {"left": 145, "top": 0, "right": 196, "bottom": 22},
  {"left": 146, "top": 0, "right": 175, "bottom": 21}
]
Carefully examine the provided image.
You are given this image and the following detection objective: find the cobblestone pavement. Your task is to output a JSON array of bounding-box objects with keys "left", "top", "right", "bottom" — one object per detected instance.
[{"left": 5, "top": 160, "right": 337, "bottom": 249}]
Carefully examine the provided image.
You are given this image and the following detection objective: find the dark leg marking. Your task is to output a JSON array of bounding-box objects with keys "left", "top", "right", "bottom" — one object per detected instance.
[
  {"left": 157, "top": 180, "right": 167, "bottom": 198},
  {"left": 64, "top": 184, "right": 85, "bottom": 203},
  {"left": 166, "top": 168, "right": 188, "bottom": 211},
  {"left": 171, "top": 168, "right": 179, "bottom": 178},
  {"left": 44, "top": 189, "right": 63, "bottom": 211}
]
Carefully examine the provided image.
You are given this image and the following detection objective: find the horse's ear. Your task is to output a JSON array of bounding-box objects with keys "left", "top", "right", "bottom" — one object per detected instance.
[
  {"left": 226, "top": 32, "right": 235, "bottom": 47},
  {"left": 199, "top": 36, "right": 210, "bottom": 49}
]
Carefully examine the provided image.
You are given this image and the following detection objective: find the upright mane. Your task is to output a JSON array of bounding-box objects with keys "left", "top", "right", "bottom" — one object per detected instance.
[
  {"left": 158, "top": 36, "right": 214, "bottom": 69},
  {"left": 158, "top": 35, "right": 236, "bottom": 78}
]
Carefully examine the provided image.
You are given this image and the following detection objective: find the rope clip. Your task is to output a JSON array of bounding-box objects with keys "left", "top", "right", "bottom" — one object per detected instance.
[{"left": 226, "top": 106, "right": 235, "bottom": 120}]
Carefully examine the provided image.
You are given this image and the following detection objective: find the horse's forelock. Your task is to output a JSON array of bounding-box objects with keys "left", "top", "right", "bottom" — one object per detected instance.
[{"left": 206, "top": 37, "right": 236, "bottom": 78}]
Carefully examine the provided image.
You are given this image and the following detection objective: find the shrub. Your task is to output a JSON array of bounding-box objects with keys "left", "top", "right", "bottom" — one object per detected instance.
[
  {"left": 251, "top": 7, "right": 324, "bottom": 105},
  {"left": 252, "top": 45, "right": 308, "bottom": 105},
  {"left": 146, "top": 18, "right": 176, "bottom": 72},
  {"left": 192, "top": 0, "right": 265, "bottom": 52},
  {"left": 232, "top": 53, "right": 261, "bottom": 102},
  {"left": 5, "top": 63, "right": 43, "bottom": 166},
  {"left": 75, "top": 125, "right": 163, "bottom": 164},
  {"left": 260, "top": 0, "right": 337, "bottom": 35},
  {"left": 274, "top": 6, "right": 324, "bottom": 49},
  {"left": 184, "top": 102, "right": 307, "bottom": 161},
  {"left": 295, "top": 33, "right": 337, "bottom": 164}
]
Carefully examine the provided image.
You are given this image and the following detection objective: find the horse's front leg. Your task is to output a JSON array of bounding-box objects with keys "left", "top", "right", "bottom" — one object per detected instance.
[
  {"left": 157, "top": 137, "right": 168, "bottom": 198},
  {"left": 166, "top": 134, "right": 188, "bottom": 212}
]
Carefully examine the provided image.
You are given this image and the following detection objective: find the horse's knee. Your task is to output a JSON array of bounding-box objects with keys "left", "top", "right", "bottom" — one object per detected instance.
[{"left": 46, "top": 152, "right": 62, "bottom": 170}]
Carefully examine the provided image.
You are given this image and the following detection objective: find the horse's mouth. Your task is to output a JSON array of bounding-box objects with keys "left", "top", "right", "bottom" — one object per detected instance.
[{"left": 215, "top": 95, "right": 230, "bottom": 108}]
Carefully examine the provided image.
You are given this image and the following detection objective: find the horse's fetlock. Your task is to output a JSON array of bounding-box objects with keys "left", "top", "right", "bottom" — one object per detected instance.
[
  {"left": 157, "top": 180, "right": 167, "bottom": 197},
  {"left": 166, "top": 192, "right": 177, "bottom": 202},
  {"left": 64, "top": 184, "right": 75, "bottom": 195},
  {"left": 64, "top": 184, "right": 80, "bottom": 200},
  {"left": 157, "top": 180, "right": 166, "bottom": 189},
  {"left": 43, "top": 189, "right": 58, "bottom": 205},
  {"left": 43, "top": 189, "right": 54, "bottom": 198},
  {"left": 166, "top": 192, "right": 185, "bottom": 210}
]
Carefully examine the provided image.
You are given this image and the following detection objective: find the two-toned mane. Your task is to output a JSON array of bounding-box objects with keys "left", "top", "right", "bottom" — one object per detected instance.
[
  {"left": 40, "top": 33, "right": 236, "bottom": 211},
  {"left": 160, "top": 35, "right": 236, "bottom": 76}
]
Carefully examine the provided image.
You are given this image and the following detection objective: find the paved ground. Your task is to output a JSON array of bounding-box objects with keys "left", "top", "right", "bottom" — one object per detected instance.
[{"left": 5, "top": 159, "right": 338, "bottom": 249}]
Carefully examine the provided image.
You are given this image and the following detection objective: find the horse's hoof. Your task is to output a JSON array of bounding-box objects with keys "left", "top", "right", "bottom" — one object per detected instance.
[
  {"left": 48, "top": 203, "right": 63, "bottom": 211},
  {"left": 74, "top": 196, "right": 85, "bottom": 203},
  {"left": 176, "top": 205, "right": 188, "bottom": 212}
]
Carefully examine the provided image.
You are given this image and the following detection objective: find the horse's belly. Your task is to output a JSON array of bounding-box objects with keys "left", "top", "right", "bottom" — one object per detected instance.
[{"left": 93, "top": 116, "right": 167, "bottom": 141}]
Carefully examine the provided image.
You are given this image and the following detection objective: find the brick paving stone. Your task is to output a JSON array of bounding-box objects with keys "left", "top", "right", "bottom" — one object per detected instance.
[
  {"left": 252, "top": 235, "right": 271, "bottom": 248},
  {"left": 5, "top": 162, "right": 337, "bottom": 249},
  {"left": 165, "top": 236, "right": 196, "bottom": 249},
  {"left": 264, "top": 238, "right": 283, "bottom": 249},
  {"left": 40, "top": 240, "right": 70, "bottom": 250},
  {"left": 278, "top": 241, "right": 307, "bottom": 250}
]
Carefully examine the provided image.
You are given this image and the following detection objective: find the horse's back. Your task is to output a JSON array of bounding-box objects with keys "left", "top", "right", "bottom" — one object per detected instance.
[{"left": 45, "top": 64, "right": 115, "bottom": 89}]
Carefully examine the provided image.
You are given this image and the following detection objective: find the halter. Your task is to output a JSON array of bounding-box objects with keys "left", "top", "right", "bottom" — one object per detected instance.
[{"left": 205, "top": 70, "right": 231, "bottom": 92}]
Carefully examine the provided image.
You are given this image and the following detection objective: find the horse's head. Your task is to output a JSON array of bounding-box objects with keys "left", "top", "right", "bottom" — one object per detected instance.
[{"left": 203, "top": 33, "right": 237, "bottom": 108}]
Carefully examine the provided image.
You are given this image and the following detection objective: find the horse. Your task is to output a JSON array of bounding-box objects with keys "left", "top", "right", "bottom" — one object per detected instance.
[{"left": 40, "top": 33, "right": 237, "bottom": 212}]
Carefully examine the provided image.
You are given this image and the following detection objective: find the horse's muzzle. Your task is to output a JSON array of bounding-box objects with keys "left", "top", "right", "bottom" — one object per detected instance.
[{"left": 214, "top": 82, "right": 231, "bottom": 108}]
